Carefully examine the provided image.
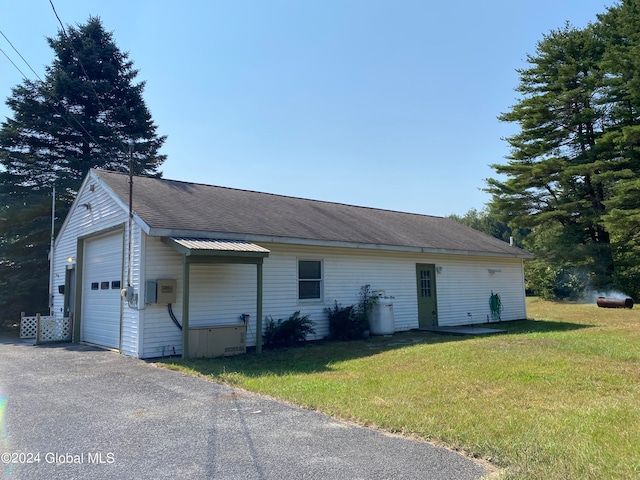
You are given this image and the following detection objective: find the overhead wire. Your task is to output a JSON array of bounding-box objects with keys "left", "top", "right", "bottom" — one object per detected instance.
[
  {"left": 0, "top": 28, "right": 113, "bottom": 167},
  {"left": 0, "top": 44, "right": 29, "bottom": 79},
  {"left": 48, "top": 0, "right": 132, "bottom": 157},
  {"left": 0, "top": 30, "right": 43, "bottom": 80}
]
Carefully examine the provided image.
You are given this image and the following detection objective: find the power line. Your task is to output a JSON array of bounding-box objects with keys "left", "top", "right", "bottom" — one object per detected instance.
[
  {"left": 47, "top": 0, "right": 68, "bottom": 37},
  {"left": 48, "top": 0, "right": 131, "bottom": 156},
  {"left": 0, "top": 44, "right": 29, "bottom": 79},
  {"left": 0, "top": 27, "right": 114, "bottom": 167},
  {"left": 0, "top": 30, "right": 43, "bottom": 82}
]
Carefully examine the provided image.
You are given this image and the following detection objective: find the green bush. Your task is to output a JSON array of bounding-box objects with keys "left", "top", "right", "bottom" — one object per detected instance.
[
  {"left": 324, "top": 301, "right": 369, "bottom": 340},
  {"left": 525, "top": 261, "right": 589, "bottom": 300},
  {"left": 263, "top": 311, "right": 315, "bottom": 348}
]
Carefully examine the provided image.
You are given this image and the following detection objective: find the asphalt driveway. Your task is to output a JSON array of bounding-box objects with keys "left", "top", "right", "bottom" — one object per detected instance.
[{"left": 0, "top": 336, "right": 490, "bottom": 480}]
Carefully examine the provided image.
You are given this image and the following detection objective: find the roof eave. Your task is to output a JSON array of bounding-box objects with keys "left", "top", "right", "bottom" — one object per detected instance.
[{"left": 148, "top": 228, "right": 533, "bottom": 259}]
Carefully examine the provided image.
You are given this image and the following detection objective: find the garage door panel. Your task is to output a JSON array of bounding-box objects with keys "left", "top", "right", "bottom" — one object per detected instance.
[{"left": 82, "top": 233, "right": 123, "bottom": 349}]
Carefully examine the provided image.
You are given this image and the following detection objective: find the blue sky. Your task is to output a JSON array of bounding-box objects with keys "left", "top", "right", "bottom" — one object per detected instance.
[{"left": 0, "top": 1, "right": 615, "bottom": 216}]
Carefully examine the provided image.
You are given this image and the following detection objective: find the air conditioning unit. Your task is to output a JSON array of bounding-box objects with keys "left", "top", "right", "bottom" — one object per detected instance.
[{"left": 188, "top": 325, "right": 247, "bottom": 358}]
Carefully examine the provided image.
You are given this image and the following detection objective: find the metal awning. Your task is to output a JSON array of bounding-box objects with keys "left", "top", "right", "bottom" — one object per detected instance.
[
  {"left": 162, "top": 237, "right": 270, "bottom": 259},
  {"left": 160, "top": 237, "right": 269, "bottom": 358}
]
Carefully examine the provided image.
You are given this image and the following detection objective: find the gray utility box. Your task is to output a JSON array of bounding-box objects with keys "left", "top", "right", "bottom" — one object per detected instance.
[
  {"left": 146, "top": 279, "right": 177, "bottom": 304},
  {"left": 188, "top": 325, "right": 247, "bottom": 358}
]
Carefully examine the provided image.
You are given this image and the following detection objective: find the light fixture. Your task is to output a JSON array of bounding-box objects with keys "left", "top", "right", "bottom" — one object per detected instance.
[
  {"left": 436, "top": 266, "right": 443, "bottom": 273},
  {"left": 488, "top": 268, "right": 502, "bottom": 274},
  {"left": 79, "top": 203, "right": 91, "bottom": 210}
]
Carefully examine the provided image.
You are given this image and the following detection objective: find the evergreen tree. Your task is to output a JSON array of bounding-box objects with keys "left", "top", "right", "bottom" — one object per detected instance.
[
  {"left": 448, "top": 207, "right": 529, "bottom": 247},
  {"left": 598, "top": 0, "right": 640, "bottom": 296},
  {"left": 0, "top": 17, "right": 166, "bottom": 321},
  {"left": 489, "top": 1, "right": 640, "bottom": 299},
  {"left": 486, "top": 23, "right": 615, "bottom": 293}
]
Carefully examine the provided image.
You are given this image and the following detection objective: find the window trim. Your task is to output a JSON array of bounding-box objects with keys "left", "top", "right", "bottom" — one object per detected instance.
[{"left": 297, "top": 259, "right": 323, "bottom": 302}]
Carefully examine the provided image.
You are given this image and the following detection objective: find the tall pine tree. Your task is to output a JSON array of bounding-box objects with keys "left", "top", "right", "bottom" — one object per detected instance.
[
  {"left": 486, "top": 23, "right": 615, "bottom": 293},
  {"left": 489, "top": 0, "right": 640, "bottom": 298},
  {"left": 0, "top": 17, "right": 166, "bottom": 321},
  {"left": 598, "top": 0, "right": 640, "bottom": 296}
]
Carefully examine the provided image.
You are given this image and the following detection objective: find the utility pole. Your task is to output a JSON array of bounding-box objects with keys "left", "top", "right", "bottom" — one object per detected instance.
[
  {"left": 48, "top": 184, "right": 56, "bottom": 315},
  {"left": 127, "top": 141, "right": 134, "bottom": 291}
]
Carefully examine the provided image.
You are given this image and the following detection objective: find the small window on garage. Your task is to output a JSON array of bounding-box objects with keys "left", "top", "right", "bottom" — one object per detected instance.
[
  {"left": 298, "top": 260, "right": 322, "bottom": 300},
  {"left": 111, "top": 280, "right": 121, "bottom": 289},
  {"left": 91, "top": 282, "right": 99, "bottom": 290},
  {"left": 100, "top": 281, "right": 110, "bottom": 290}
]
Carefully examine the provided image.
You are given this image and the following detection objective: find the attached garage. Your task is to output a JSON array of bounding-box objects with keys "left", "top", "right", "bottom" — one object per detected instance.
[
  {"left": 81, "top": 231, "right": 124, "bottom": 349},
  {"left": 52, "top": 169, "right": 533, "bottom": 359}
]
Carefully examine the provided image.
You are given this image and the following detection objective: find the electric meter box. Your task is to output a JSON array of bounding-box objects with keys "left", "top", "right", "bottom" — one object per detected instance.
[{"left": 156, "top": 279, "right": 177, "bottom": 304}]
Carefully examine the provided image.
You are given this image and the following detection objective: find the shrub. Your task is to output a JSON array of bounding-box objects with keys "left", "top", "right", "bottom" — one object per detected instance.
[
  {"left": 356, "top": 284, "right": 378, "bottom": 321},
  {"left": 324, "top": 301, "right": 369, "bottom": 340},
  {"left": 263, "top": 311, "right": 315, "bottom": 348}
]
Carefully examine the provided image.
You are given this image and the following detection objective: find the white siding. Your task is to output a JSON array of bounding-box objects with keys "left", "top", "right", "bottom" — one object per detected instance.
[
  {"left": 189, "top": 264, "right": 256, "bottom": 327},
  {"left": 120, "top": 222, "right": 143, "bottom": 356},
  {"left": 52, "top": 172, "right": 141, "bottom": 356},
  {"left": 140, "top": 240, "right": 527, "bottom": 358},
  {"left": 141, "top": 237, "right": 260, "bottom": 358},
  {"left": 141, "top": 236, "right": 184, "bottom": 358},
  {"left": 258, "top": 244, "right": 526, "bottom": 336}
]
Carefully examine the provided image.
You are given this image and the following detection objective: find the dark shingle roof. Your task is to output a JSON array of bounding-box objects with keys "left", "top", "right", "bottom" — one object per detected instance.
[{"left": 94, "top": 169, "right": 531, "bottom": 258}]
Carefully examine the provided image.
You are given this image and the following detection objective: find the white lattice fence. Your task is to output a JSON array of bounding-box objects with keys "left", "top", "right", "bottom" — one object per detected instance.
[{"left": 20, "top": 314, "right": 72, "bottom": 343}]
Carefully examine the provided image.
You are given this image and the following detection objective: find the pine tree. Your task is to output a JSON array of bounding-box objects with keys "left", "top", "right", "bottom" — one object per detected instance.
[
  {"left": 598, "top": 0, "right": 640, "bottom": 295},
  {"left": 486, "top": 23, "right": 615, "bottom": 293},
  {"left": 0, "top": 17, "right": 166, "bottom": 321}
]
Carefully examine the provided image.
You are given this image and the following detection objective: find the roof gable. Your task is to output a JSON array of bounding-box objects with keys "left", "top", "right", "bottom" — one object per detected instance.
[{"left": 93, "top": 169, "right": 532, "bottom": 258}]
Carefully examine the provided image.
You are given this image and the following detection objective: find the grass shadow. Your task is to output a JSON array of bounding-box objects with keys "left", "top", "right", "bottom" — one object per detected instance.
[
  {"left": 160, "top": 318, "right": 594, "bottom": 378},
  {"left": 490, "top": 318, "right": 593, "bottom": 334}
]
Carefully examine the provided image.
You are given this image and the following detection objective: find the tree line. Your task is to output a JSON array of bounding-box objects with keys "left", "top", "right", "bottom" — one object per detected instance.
[
  {"left": 0, "top": 17, "right": 165, "bottom": 322},
  {"left": 458, "top": 0, "right": 640, "bottom": 300},
  {"left": 3, "top": 2, "right": 640, "bottom": 321}
]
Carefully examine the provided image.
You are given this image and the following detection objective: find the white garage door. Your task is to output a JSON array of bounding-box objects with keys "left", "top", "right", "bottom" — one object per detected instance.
[{"left": 82, "top": 232, "right": 123, "bottom": 349}]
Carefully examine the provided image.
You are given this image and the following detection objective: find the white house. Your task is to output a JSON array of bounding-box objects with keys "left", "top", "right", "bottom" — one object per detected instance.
[{"left": 51, "top": 169, "right": 533, "bottom": 359}]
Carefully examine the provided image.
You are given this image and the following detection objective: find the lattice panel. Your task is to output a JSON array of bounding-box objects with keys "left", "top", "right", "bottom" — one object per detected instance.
[
  {"left": 20, "top": 315, "right": 71, "bottom": 342},
  {"left": 38, "top": 317, "right": 71, "bottom": 343},
  {"left": 20, "top": 316, "right": 39, "bottom": 339}
]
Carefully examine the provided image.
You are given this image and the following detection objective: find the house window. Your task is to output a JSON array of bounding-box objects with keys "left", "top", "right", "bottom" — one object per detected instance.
[
  {"left": 420, "top": 270, "right": 431, "bottom": 297},
  {"left": 298, "top": 260, "right": 322, "bottom": 300}
]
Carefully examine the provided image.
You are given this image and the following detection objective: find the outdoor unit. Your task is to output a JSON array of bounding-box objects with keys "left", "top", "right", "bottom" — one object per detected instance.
[{"left": 188, "top": 325, "right": 247, "bottom": 358}]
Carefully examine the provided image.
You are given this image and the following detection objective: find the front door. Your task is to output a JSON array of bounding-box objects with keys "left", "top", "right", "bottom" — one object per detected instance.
[
  {"left": 416, "top": 264, "right": 438, "bottom": 327},
  {"left": 64, "top": 267, "right": 76, "bottom": 318}
]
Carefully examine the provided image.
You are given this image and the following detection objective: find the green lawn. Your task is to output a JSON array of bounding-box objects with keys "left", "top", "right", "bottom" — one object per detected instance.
[{"left": 162, "top": 298, "right": 640, "bottom": 479}]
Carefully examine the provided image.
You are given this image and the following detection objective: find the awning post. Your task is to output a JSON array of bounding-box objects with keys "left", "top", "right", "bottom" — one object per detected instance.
[
  {"left": 182, "top": 256, "right": 190, "bottom": 359},
  {"left": 256, "top": 262, "right": 263, "bottom": 355}
]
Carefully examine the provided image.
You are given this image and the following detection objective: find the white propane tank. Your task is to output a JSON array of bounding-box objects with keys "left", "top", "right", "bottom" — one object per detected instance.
[{"left": 369, "top": 296, "right": 395, "bottom": 335}]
